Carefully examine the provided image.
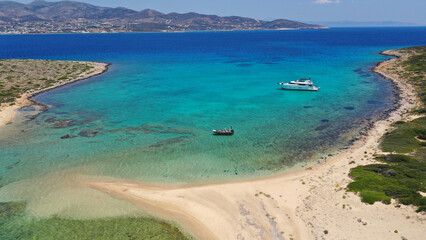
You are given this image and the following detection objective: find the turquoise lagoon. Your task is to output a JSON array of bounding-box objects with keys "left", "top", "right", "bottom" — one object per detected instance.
[{"left": 0, "top": 28, "right": 425, "bottom": 220}]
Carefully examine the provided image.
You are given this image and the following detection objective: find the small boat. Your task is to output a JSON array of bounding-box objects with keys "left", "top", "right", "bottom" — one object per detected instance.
[
  {"left": 278, "top": 78, "right": 320, "bottom": 91},
  {"left": 213, "top": 127, "right": 234, "bottom": 135}
]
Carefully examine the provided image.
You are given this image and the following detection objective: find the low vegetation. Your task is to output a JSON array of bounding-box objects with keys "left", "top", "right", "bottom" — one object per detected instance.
[
  {"left": 381, "top": 117, "right": 426, "bottom": 153},
  {"left": 347, "top": 46, "right": 426, "bottom": 212},
  {"left": 400, "top": 46, "right": 426, "bottom": 112},
  {"left": 348, "top": 154, "right": 425, "bottom": 211},
  {"left": 0, "top": 59, "right": 97, "bottom": 105}
]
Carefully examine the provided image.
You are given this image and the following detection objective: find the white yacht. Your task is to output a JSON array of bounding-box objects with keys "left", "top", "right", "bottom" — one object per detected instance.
[{"left": 278, "top": 78, "right": 319, "bottom": 91}]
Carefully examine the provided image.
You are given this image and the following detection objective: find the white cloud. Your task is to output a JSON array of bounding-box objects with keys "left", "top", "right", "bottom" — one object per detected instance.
[{"left": 313, "top": 0, "right": 341, "bottom": 4}]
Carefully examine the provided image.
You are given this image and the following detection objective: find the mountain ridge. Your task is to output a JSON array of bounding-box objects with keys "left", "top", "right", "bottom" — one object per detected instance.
[{"left": 0, "top": 0, "right": 325, "bottom": 34}]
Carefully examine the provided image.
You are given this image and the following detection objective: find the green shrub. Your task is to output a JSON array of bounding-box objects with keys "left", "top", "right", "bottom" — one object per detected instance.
[
  {"left": 381, "top": 117, "right": 426, "bottom": 153},
  {"left": 348, "top": 154, "right": 425, "bottom": 212}
]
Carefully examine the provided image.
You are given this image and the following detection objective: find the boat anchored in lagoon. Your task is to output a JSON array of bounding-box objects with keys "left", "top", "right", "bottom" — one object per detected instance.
[
  {"left": 213, "top": 127, "right": 234, "bottom": 136},
  {"left": 278, "top": 78, "right": 320, "bottom": 91}
]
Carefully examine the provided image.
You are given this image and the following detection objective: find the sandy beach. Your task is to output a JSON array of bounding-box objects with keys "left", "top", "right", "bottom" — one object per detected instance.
[
  {"left": 0, "top": 61, "right": 109, "bottom": 128},
  {"left": 86, "top": 50, "right": 425, "bottom": 240}
]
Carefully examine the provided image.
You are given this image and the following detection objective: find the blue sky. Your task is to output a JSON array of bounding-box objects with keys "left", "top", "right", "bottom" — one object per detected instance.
[{"left": 15, "top": 0, "right": 426, "bottom": 25}]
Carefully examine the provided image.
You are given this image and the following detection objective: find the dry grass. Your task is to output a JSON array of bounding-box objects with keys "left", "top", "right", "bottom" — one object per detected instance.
[{"left": 0, "top": 59, "right": 98, "bottom": 104}]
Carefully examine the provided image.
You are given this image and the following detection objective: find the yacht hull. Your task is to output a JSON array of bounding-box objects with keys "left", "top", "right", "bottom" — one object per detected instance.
[{"left": 279, "top": 84, "right": 319, "bottom": 91}]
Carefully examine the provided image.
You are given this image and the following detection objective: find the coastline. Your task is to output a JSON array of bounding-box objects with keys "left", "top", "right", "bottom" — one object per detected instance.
[
  {"left": 86, "top": 50, "right": 425, "bottom": 239},
  {"left": 0, "top": 27, "right": 329, "bottom": 36},
  {"left": 0, "top": 61, "right": 109, "bottom": 128}
]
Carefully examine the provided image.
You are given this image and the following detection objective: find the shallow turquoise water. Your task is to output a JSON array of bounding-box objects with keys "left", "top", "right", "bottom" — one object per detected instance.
[
  {"left": 1, "top": 54, "right": 394, "bottom": 184},
  {"left": 0, "top": 29, "right": 425, "bottom": 216}
]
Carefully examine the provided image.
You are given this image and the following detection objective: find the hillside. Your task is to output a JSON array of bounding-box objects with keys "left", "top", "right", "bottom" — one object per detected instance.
[{"left": 0, "top": 0, "right": 325, "bottom": 34}]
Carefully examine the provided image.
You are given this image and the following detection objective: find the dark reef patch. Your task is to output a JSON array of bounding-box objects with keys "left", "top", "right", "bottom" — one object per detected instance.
[
  {"left": 353, "top": 68, "right": 372, "bottom": 78},
  {"left": 237, "top": 63, "right": 253, "bottom": 67},
  {"left": 78, "top": 129, "right": 100, "bottom": 138},
  {"left": 223, "top": 59, "right": 251, "bottom": 64},
  {"left": 61, "top": 134, "right": 77, "bottom": 139},
  {"left": 367, "top": 100, "right": 382, "bottom": 105},
  {"left": 20, "top": 106, "right": 37, "bottom": 112},
  {"left": 45, "top": 117, "right": 56, "bottom": 123},
  {"left": 148, "top": 136, "right": 190, "bottom": 148},
  {"left": 52, "top": 119, "right": 79, "bottom": 128},
  {"left": 6, "top": 161, "right": 20, "bottom": 170},
  {"left": 315, "top": 124, "right": 331, "bottom": 131},
  {"left": 344, "top": 107, "right": 355, "bottom": 110},
  {"left": 108, "top": 120, "right": 123, "bottom": 125}
]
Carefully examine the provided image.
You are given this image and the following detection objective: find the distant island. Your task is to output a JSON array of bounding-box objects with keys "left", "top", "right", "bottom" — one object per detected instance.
[
  {"left": 0, "top": 0, "right": 325, "bottom": 34},
  {"left": 310, "top": 21, "right": 422, "bottom": 28}
]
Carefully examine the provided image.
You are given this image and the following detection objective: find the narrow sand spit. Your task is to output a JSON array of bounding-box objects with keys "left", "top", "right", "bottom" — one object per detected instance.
[
  {"left": 87, "top": 50, "right": 425, "bottom": 240},
  {"left": 0, "top": 61, "right": 108, "bottom": 128}
]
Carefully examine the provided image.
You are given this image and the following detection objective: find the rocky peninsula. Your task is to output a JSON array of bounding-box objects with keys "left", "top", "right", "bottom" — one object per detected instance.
[{"left": 0, "top": 59, "right": 108, "bottom": 127}]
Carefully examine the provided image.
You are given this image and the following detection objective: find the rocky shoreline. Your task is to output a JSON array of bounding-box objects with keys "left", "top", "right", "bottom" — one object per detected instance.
[{"left": 0, "top": 60, "right": 109, "bottom": 128}]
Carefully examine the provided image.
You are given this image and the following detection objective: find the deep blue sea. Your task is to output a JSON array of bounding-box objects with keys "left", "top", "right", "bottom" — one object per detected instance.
[{"left": 0, "top": 27, "right": 425, "bottom": 219}]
